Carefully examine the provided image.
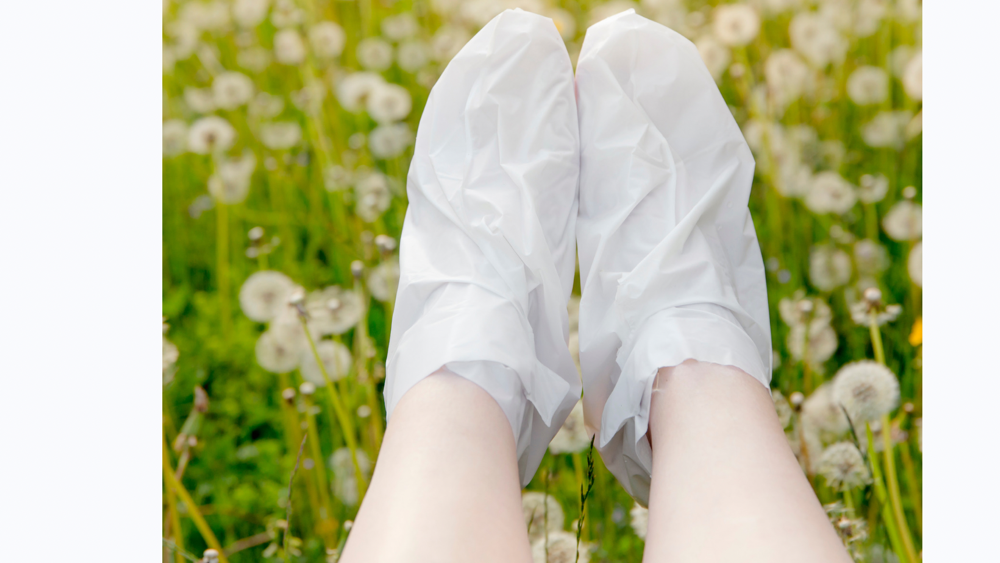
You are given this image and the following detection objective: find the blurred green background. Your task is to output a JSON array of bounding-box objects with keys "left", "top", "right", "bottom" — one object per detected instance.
[{"left": 162, "top": 0, "right": 922, "bottom": 561}]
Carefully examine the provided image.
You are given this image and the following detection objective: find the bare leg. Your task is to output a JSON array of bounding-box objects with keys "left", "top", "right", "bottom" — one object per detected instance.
[
  {"left": 340, "top": 369, "right": 532, "bottom": 563},
  {"left": 642, "top": 360, "right": 851, "bottom": 563}
]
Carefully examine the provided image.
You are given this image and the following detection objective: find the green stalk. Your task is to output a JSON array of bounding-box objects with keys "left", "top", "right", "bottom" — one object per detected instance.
[
  {"left": 299, "top": 318, "right": 368, "bottom": 498},
  {"left": 866, "top": 424, "right": 909, "bottom": 563},
  {"left": 882, "top": 412, "right": 919, "bottom": 562},
  {"left": 164, "top": 454, "right": 185, "bottom": 563},
  {"left": 216, "top": 202, "right": 231, "bottom": 341},
  {"left": 163, "top": 433, "right": 229, "bottom": 563},
  {"left": 870, "top": 314, "right": 919, "bottom": 560},
  {"left": 277, "top": 376, "right": 327, "bottom": 545},
  {"left": 868, "top": 313, "right": 886, "bottom": 365},
  {"left": 300, "top": 390, "right": 338, "bottom": 544},
  {"left": 354, "top": 280, "right": 384, "bottom": 450},
  {"left": 900, "top": 438, "right": 922, "bottom": 534}
]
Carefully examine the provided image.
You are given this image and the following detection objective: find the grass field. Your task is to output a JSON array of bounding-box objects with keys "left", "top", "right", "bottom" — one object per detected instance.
[{"left": 162, "top": 1, "right": 922, "bottom": 561}]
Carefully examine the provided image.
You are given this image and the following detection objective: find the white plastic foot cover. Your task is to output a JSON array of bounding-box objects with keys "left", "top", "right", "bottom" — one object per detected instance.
[
  {"left": 384, "top": 9, "right": 582, "bottom": 486},
  {"left": 575, "top": 10, "right": 773, "bottom": 506}
]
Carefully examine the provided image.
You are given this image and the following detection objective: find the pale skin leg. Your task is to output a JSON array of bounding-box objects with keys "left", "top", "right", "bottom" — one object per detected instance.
[
  {"left": 643, "top": 360, "right": 852, "bottom": 563},
  {"left": 340, "top": 369, "right": 532, "bottom": 563}
]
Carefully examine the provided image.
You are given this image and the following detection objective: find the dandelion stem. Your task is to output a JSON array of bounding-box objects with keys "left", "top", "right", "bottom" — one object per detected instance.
[
  {"left": 865, "top": 423, "right": 910, "bottom": 563},
  {"left": 162, "top": 431, "right": 229, "bottom": 563},
  {"left": 299, "top": 317, "right": 369, "bottom": 498},
  {"left": 299, "top": 388, "right": 337, "bottom": 543},
  {"left": 284, "top": 432, "right": 308, "bottom": 561},
  {"left": 216, "top": 201, "right": 232, "bottom": 341},
  {"left": 868, "top": 313, "right": 886, "bottom": 365},
  {"left": 900, "top": 437, "right": 922, "bottom": 534},
  {"left": 164, "top": 447, "right": 186, "bottom": 563},
  {"left": 881, "top": 412, "right": 919, "bottom": 562},
  {"left": 277, "top": 380, "right": 326, "bottom": 546}
]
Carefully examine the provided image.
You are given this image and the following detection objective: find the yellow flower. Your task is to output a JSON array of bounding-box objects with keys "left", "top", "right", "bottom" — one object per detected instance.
[{"left": 909, "top": 317, "right": 922, "bottom": 347}]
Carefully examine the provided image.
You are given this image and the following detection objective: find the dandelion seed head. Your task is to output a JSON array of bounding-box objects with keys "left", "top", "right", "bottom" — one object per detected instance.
[
  {"left": 368, "top": 258, "right": 400, "bottom": 302},
  {"left": 240, "top": 271, "right": 295, "bottom": 322},
  {"left": 903, "top": 52, "right": 922, "bottom": 101},
  {"left": 857, "top": 173, "right": 889, "bottom": 204},
  {"left": 260, "top": 121, "right": 302, "bottom": 150},
  {"left": 255, "top": 328, "right": 302, "bottom": 373},
  {"left": 357, "top": 37, "right": 393, "bottom": 71},
  {"left": 805, "top": 171, "right": 857, "bottom": 215},
  {"left": 630, "top": 502, "right": 649, "bottom": 539},
  {"left": 381, "top": 12, "right": 419, "bottom": 41},
  {"left": 237, "top": 47, "right": 271, "bottom": 72},
  {"left": 522, "top": 491, "right": 564, "bottom": 541},
  {"left": 366, "top": 82, "right": 412, "bottom": 124},
  {"left": 817, "top": 442, "right": 872, "bottom": 490},
  {"left": 354, "top": 171, "right": 393, "bottom": 222},
  {"left": 184, "top": 87, "right": 217, "bottom": 114},
  {"left": 847, "top": 66, "right": 888, "bottom": 105},
  {"left": 299, "top": 340, "right": 352, "bottom": 386},
  {"left": 862, "top": 111, "right": 913, "bottom": 149},
  {"left": 306, "top": 286, "right": 363, "bottom": 335},
  {"left": 273, "top": 29, "right": 306, "bottom": 65},
  {"left": 270, "top": 0, "right": 303, "bottom": 28},
  {"left": 337, "top": 72, "right": 385, "bottom": 113},
  {"left": 712, "top": 4, "right": 760, "bottom": 47},
  {"left": 802, "top": 383, "right": 850, "bottom": 438},
  {"left": 212, "top": 71, "right": 254, "bottom": 110},
  {"left": 696, "top": 36, "right": 731, "bottom": 81},
  {"left": 788, "top": 319, "right": 838, "bottom": 365},
  {"left": 882, "top": 200, "right": 922, "bottom": 241},
  {"left": 908, "top": 242, "right": 922, "bottom": 287},
  {"left": 374, "top": 234, "right": 396, "bottom": 253},
  {"left": 790, "top": 391, "right": 805, "bottom": 409},
  {"left": 789, "top": 12, "right": 847, "bottom": 68},
  {"left": 431, "top": 25, "right": 470, "bottom": 63},
  {"left": 809, "top": 245, "right": 853, "bottom": 292},
  {"left": 309, "top": 21, "right": 346, "bottom": 59},
  {"left": 188, "top": 116, "right": 236, "bottom": 154},
  {"left": 324, "top": 165, "right": 353, "bottom": 192},
  {"left": 549, "top": 400, "right": 591, "bottom": 454},
  {"left": 832, "top": 360, "right": 900, "bottom": 423},
  {"left": 765, "top": 49, "right": 811, "bottom": 106},
  {"left": 369, "top": 123, "right": 414, "bottom": 159},
  {"left": 163, "top": 119, "right": 188, "bottom": 157},
  {"left": 531, "top": 530, "right": 590, "bottom": 563},
  {"left": 208, "top": 152, "right": 256, "bottom": 204},
  {"left": 232, "top": 0, "right": 270, "bottom": 28},
  {"left": 351, "top": 260, "right": 365, "bottom": 279}
]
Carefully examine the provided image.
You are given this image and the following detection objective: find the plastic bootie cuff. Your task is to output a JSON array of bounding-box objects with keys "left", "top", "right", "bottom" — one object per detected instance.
[
  {"left": 384, "top": 9, "right": 582, "bottom": 486},
  {"left": 575, "top": 10, "right": 772, "bottom": 506}
]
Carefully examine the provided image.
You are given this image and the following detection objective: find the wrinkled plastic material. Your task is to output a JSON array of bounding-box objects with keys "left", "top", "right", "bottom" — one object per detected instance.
[
  {"left": 384, "top": 9, "right": 582, "bottom": 486},
  {"left": 575, "top": 10, "right": 773, "bottom": 506}
]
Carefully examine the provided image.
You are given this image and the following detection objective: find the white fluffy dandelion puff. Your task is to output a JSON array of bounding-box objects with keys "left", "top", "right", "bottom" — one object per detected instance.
[
  {"left": 239, "top": 270, "right": 295, "bottom": 322},
  {"left": 299, "top": 340, "right": 352, "bottom": 386},
  {"left": 548, "top": 400, "right": 591, "bottom": 454},
  {"left": 817, "top": 442, "right": 872, "bottom": 491},
  {"left": 188, "top": 116, "right": 236, "bottom": 155},
  {"left": 254, "top": 328, "right": 302, "bottom": 373},
  {"left": 630, "top": 502, "right": 648, "bottom": 539},
  {"left": 522, "top": 492, "right": 564, "bottom": 542},
  {"left": 832, "top": 361, "right": 900, "bottom": 423},
  {"left": 712, "top": 4, "right": 760, "bottom": 47},
  {"left": 305, "top": 286, "right": 364, "bottom": 335},
  {"left": 531, "top": 530, "right": 590, "bottom": 563}
]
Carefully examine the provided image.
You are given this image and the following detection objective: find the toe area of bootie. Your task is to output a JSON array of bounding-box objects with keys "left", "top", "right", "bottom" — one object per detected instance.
[
  {"left": 575, "top": 10, "right": 772, "bottom": 505},
  {"left": 385, "top": 9, "right": 582, "bottom": 487}
]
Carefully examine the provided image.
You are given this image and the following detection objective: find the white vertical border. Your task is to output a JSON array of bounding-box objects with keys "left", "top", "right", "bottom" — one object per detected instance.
[
  {"left": 0, "top": 0, "right": 161, "bottom": 557},
  {"left": 923, "top": 0, "right": 1000, "bottom": 559}
]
